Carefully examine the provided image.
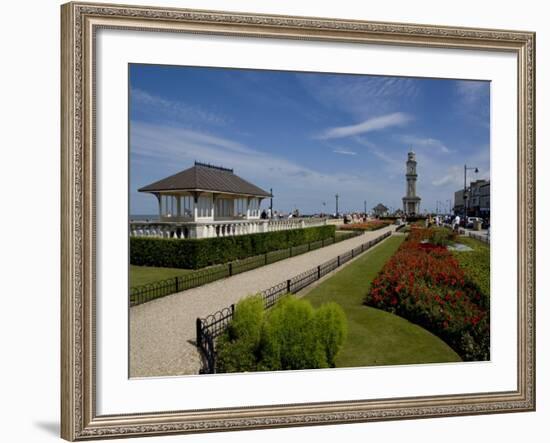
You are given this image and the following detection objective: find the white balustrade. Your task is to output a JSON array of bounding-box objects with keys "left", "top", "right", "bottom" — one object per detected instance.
[{"left": 129, "top": 217, "right": 327, "bottom": 239}]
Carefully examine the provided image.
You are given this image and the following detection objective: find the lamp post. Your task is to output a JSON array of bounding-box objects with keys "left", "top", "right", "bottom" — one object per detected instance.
[
  {"left": 463, "top": 164, "right": 479, "bottom": 222},
  {"left": 335, "top": 194, "right": 339, "bottom": 218},
  {"left": 269, "top": 188, "right": 273, "bottom": 219}
]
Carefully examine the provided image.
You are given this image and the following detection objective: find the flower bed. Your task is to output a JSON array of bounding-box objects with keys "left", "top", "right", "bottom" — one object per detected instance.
[
  {"left": 365, "top": 227, "right": 489, "bottom": 361},
  {"left": 340, "top": 220, "right": 392, "bottom": 232}
]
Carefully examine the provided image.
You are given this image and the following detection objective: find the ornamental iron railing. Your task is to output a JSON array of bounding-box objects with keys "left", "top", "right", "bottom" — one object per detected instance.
[{"left": 196, "top": 230, "right": 392, "bottom": 374}]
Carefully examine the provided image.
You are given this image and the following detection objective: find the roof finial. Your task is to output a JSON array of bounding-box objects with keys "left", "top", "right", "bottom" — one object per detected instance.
[{"left": 194, "top": 161, "right": 233, "bottom": 173}]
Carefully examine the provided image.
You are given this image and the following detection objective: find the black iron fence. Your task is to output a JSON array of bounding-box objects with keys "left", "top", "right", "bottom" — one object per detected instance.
[
  {"left": 196, "top": 230, "right": 392, "bottom": 374},
  {"left": 130, "top": 230, "right": 361, "bottom": 306}
]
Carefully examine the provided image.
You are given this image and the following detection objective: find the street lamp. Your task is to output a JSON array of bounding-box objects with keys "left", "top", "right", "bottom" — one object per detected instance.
[
  {"left": 269, "top": 188, "right": 273, "bottom": 219},
  {"left": 463, "top": 164, "right": 479, "bottom": 222}
]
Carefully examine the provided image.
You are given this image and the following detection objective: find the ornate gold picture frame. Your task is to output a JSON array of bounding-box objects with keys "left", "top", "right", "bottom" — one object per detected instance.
[{"left": 61, "top": 2, "right": 535, "bottom": 440}]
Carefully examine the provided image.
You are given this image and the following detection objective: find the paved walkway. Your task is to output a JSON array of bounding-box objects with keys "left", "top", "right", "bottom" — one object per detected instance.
[{"left": 130, "top": 225, "right": 396, "bottom": 377}]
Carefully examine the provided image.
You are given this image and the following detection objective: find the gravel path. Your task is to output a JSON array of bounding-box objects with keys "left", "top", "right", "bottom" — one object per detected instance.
[{"left": 130, "top": 226, "right": 396, "bottom": 377}]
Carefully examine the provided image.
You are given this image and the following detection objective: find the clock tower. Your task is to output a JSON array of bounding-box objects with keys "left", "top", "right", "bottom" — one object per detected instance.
[{"left": 402, "top": 151, "right": 421, "bottom": 215}]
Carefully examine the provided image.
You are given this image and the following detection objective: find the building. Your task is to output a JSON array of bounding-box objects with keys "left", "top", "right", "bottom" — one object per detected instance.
[
  {"left": 453, "top": 179, "right": 490, "bottom": 218},
  {"left": 372, "top": 203, "right": 389, "bottom": 217},
  {"left": 131, "top": 162, "right": 327, "bottom": 239},
  {"left": 402, "top": 151, "right": 421, "bottom": 215},
  {"left": 478, "top": 181, "right": 490, "bottom": 218},
  {"left": 453, "top": 189, "right": 466, "bottom": 216}
]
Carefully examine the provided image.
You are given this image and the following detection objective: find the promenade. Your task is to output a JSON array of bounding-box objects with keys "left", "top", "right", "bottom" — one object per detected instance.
[{"left": 130, "top": 225, "right": 396, "bottom": 377}]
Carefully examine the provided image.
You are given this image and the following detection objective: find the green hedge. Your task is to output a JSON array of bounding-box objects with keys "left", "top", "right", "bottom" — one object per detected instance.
[{"left": 130, "top": 225, "right": 336, "bottom": 269}]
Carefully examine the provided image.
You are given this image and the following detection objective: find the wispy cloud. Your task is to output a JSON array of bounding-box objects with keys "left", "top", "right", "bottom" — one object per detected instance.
[
  {"left": 318, "top": 112, "right": 412, "bottom": 140},
  {"left": 353, "top": 137, "right": 402, "bottom": 173},
  {"left": 453, "top": 81, "right": 490, "bottom": 128},
  {"left": 298, "top": 75, "right": 420, "bottom": 120},
  {"left": 455, "top": 81, "right": 489, "bottom": 105},
  {"left": 131, "top": 88, "right": 229, "bottom": 127},
  {"left": 131, "top": 122, "right": 372, "bottom": 208},
  {"left": 332, "top": 148, "right": 357, "bottom": 156},
  {"left": 397, "top": 135, "right": 451, "bottom": 154}
]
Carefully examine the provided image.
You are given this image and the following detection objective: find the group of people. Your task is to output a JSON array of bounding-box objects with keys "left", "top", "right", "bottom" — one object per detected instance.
[{"left": 260, "top": 208, "right": 301, "bottom": 220}]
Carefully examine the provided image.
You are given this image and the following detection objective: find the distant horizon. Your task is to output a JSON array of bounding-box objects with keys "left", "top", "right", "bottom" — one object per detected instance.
[{"left": 130, "top": 64, "right": 490, "bottom": 215}]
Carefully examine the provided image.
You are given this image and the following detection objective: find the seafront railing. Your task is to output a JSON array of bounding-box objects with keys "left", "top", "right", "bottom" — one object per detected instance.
[
  {"left": 195, "top": 230, "right": 392, "bottom": 374},
  {"left": 130, "top": 217, "right": 328, "bottom": 239}
]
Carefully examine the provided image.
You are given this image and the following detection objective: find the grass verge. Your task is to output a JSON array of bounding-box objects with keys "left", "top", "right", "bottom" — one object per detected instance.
[
  {"left": 303, "top": 236, "right": 461, "bottom": 367},
  {"left": 453, "top": 236, "right": 490, "bottom": 302},
  {"left": 130, "top": 265, "right": 193, "bottom": 287}
]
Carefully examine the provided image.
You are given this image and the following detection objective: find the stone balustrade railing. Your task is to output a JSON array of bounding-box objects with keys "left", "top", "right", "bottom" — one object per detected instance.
[{"left": 130, "top": 217, "right": 327, "bottom": 239}]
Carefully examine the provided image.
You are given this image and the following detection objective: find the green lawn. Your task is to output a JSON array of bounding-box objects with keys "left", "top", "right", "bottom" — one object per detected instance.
[
  {"left": 453, "top": 236, "right": 490, "bottom": 302},
  {"left": 303, "top": 236, "right": 461, "bottom": 368},
  {"left": 130, "top": 265, "right": 193, "bottom": 287}
]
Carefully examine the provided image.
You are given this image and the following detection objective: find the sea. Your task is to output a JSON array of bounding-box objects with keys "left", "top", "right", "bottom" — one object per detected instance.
[{"left": 130, "top": 214, "right": 160, "bottom": 222}]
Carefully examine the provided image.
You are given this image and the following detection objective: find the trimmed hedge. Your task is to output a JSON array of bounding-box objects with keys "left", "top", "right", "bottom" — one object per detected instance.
[{"left": 131, "top": 224, "right": 336, "bottom": 269}]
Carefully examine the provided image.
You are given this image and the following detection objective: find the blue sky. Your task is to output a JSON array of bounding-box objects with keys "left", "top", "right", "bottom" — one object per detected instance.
[{"left": 130, "top": 64, "right": 490, "bottom": 215}]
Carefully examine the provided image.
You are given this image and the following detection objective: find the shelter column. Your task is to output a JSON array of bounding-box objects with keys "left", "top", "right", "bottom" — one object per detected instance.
[
  {"left": 192, "top": 192, "right": 199, "bottom": 222},
  {"left": 155, "top": 193, "right": 162, "bottom": 218},
  {"left": 212, "top": 193, "right": 218, "bottom": 220}
]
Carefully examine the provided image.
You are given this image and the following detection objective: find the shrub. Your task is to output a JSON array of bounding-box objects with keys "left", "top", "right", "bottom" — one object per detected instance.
[
  {"left": 259, "top": 296, "right": 328, "bottom": 370},
  {"left": 216, "top": 296, "right": 264, "bottom": 373},
  {"left": 429, "top": 227, "right": 456, "bottom": 247},
  {"left": 215, "top": 296, "right": 348, "bottom": 373},
  {"left": 314, "top": 303, "right": 348, "bottom": 367},
  {"left": 131, "top": 225, "right": 336, "bottom": 269}
]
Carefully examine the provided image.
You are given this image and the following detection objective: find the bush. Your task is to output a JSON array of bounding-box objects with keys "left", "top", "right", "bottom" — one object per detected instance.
[
  {"left": 131, "top": 225, "right": 336, "bottom": 269},
  {"left": 429, "top": 227, "right": 456, "bottom": 247},
  {"left": 215, "top": 296, "right": 348, "bottom": 373},
  {"left": 259, "top": 296, "right": 328, "bottom": 370},
  {"left": 314, "top": 303, "right": 348, "bottom": 367},
  {"left": 216, "top": 296, "right": 265, "bottom": 373}
]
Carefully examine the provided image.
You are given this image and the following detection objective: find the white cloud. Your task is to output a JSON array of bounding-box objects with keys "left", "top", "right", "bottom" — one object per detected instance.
[
  {"left": 455, "top": 81, "right": 489, "bottom": 105},
  {"left": 298, "top": 75, "right": 420, "bottom": 120},
  {"left": 318, "top": 112, "right": 412, "bottom": 140},
  {"left": 353, "top": 137, "right": 402, "bottom": 173},
  {"left": 132, "top": 88, "right": 229, "bottom": 126},
  {"left": 431, "top": 163, "right": 489, "bottom": 188},
  {"left": 332, "top": 148, "right": 357, "bottom": 156},
  {"left": 397, "top": 135, "right": 451, "bottom": 154},
  {"left": 131, "top": 122, "right": 372, "bottom": 201}
]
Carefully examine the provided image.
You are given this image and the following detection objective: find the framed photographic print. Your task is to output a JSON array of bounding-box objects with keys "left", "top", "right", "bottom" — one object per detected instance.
[{"left": 61, "top": 1, "right": 536, "bottom": 440}]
